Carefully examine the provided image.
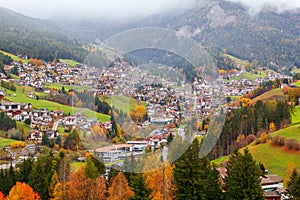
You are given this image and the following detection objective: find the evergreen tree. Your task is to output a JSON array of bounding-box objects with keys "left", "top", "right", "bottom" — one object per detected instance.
[
  {"left": 29, "top": 153, "right": 55, "bottom": 200},
  {"left": 55, "top": 135, "right": 62, "bottom": 148},
  {"left": 85, "top": 158, "right": 100, "bottom": 180},
  {"left": 224, "top": 148, "right": 264, "bottom": 200},
  {"left": 286, "top": 169, "right": 300, "bottom": 199},
  {"left": 129, "top": 174, "right": 152, "bottom": 200},
  {"left": 90, "top": 155, "right": 106, "bottom": 175},
  {"left": 18, "top": 157, "right": 34, "bottom": 183},
  {"left": 42, "top": 133, "right": 50, "bottom": 146},
  {"left": 173, "top": 139, "right": 223, "bottom": 200}
]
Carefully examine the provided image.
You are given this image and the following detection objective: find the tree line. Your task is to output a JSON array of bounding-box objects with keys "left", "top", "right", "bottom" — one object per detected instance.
[
  {"left": 210, "top": 99, "right": 291, "bottom": 159},
  {"left": 0, "top": 138, "right": 272, "bottom": 200}
]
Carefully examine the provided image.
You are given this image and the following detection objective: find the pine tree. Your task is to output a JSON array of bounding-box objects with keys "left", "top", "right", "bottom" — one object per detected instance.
[
  {"left": 55, "top": 135, "right": 62, "bottom": 148},
  {"left": 18, "top": 157, "right": 34, "bottom": 183},
  {"left": 224, "top": 148, "right": 264, "bottom": 200},
  {"left": 174, "top": 139, "right": 201, "bottom": 199},
  {"left": 29, "top": 153, "right": 55, "bottom": 200},
  {"left": 129, "top": 174, "right": 152, "bottom": 200},
  {"left": 173, "top": 139, "right": 223, "bottom": 199},
  {"left": 286, "top": 169, "right": 300, "bottom": 199}
]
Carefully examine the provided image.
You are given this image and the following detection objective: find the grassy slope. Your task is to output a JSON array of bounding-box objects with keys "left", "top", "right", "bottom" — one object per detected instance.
[
  {"left": 252, "top": 88, "right": 287, "bottom": 103},
  {"left": 59, "top": 59, "right": 80, "bottom": 67},
  {"left": 239, "top": 71, "right": 268, "bottom": 80},
  {"left": 101, "top": 96, "right": 147, "bottom": 113},
  {"left": 0, "top": 137, "right": 17, "bottom": 147},
  {"left": 43, "top": 83, "right": 91, "bottom": 92},
  {"left": 292, "top": 106, "right": 300, "bottom": 125},
  {"left": 214, "top": 107, "right": 300, "bottom": 178},
  {"left": 0, "top": 85, "right": 109, "bottom": 122},
  {"left": 293, "top": 81, "right": 300, "bottom": 87},
  {"left": 222, "top": 53, "right": 246, "bottom": 66},
  {"left": 247, "top": 142, "right": 300, "bottom": 178},
  {"left": 0, "top": 50, "right": 28, "bottom": 64}
]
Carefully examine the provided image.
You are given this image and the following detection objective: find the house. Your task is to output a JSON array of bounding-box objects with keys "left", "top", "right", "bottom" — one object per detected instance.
[
  {"left": 126, "top": 140, "right": 149, "bottom": 152},
  {"left": 27, "top": 92, "right": 35, "bottom": 98},
  {"left": 263, "top": 191, "right": 281, "bottom": 200},
  {"left": 94, "top": 144, "right": 133, "bottom": 163},
  {"left": 27, "top": 130, "right": 43, "bottom": 142},
  {"left": 261, "top": 174, "right": 283, "bottom": 191}
]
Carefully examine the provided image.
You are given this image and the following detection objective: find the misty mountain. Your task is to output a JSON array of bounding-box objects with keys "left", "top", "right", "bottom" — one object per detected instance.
[
  {"left": 59, "top": 1, "right": 300, "bottom": 68},
  {"left": 0, "top": 7, "right": 88, "bottom": 62}
]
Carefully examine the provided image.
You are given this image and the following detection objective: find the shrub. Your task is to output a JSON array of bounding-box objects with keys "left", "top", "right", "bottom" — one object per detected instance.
[
  {"left": 272, "top": 136, "right": 286, "bottom": 146},
  {"left": 285, "top": 139, "right": 300, "bottom": 151},
  {"left": 246, "top": 134, "right": 257, "bottom": 145},
  {"left": 10, "top": 141, "right": 26, "bottom": 149}
]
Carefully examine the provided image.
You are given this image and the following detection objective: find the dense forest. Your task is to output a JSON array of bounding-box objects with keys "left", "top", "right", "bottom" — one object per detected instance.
[
  {"left": 0, "top": 112, "right": 16, "bottom": 131},
  {"left": 0, "top": 8, "right": 88, "bottom": 62},
  {"left": 210, "top": 99, "right": 291, "bottom": 159}
]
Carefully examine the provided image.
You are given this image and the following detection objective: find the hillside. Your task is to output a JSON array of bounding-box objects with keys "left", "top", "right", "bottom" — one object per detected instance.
[
  {"left": 216, "top": 107, "right": 300, "bottom": 178},
  {"left": 0, "top": 7, "right": 88, "bottom": 62},
  {"left": 68, "top": 1, "right": 300, "bottom": 70},
  {"left": 252, "top": 88, "right": 287, "bottom": 103},
  {"left": 162, "top": 1, "right": 300, "bottom": 69}
]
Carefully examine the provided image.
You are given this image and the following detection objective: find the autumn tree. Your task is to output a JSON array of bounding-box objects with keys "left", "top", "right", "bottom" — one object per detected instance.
[
  {"left": 284, "top": 163, "right": 297, "bottom": 185},
  {"left": 0, "top": 191, "right": 4, "bottom": 200},
  {"left": 108, "top": 172, "right": 134, "bottom": 200},
  {"left": 57, "top": 150, "right": 71, "bottom": 199},
  {"left": 286, "top": 169, "right": 300, "bottom": 199},
  {"left": 65, "top": 166, "right": 106, "bottom": 200},
  {"left": 129, "top": 105, "right": 148, "bottom": 123},
  {"left": 49, "top": 171, "right": 59, "bottom": 200},
  {"left": 6, "top": 182, "right": 40, "bottom": 200}
]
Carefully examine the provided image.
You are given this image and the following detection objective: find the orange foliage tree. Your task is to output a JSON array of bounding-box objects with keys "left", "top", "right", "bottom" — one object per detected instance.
[
  {"left": 143, "top": 153, "right": 175, "bottom": 200},
  {"left": 6, "top": 182, "right": 40, "bottom": 200},
  {"left": 108, "top": 172, "right": 134, "bottom": 200},
  {"left": 65, "top": 166, "right": 106, "bottom": 200},
  {"left": 129, "top": 105, "right": 147, "bottom": 123},
  {"left": 0, "top": 192, "right": 4, "bottom": 200}
]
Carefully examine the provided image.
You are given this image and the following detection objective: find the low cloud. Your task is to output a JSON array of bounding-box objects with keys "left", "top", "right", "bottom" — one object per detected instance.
[
  {"left": 227, "top": 0, "right": 300, "bottom": 14},
  {"left": 0, "top": 0, "right": 195, "bottom": 20}
]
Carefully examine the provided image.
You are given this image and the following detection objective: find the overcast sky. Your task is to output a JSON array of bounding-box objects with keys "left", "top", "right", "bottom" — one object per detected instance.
[
  {"left": 0, "top": 0, "right": 195, "bottom": 20},
  {"left": 0, "top": 0, "right": 299, "bottom": 20}
]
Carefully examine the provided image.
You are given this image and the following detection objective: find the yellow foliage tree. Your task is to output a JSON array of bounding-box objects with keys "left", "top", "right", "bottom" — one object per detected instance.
[
  {"left": 284, "top": 163, "right": 296, "bottom": 186},
  {"left": 108, "top": 172, "right": 134, "bottom": 200},
  {"left": 10, "top": 141, "right": 26, "bottom": 149},
  {"left": 143, "top": 153, "right": 175, "bottom": 200},
  {"left": 269, "top": 122, "right": 276, "bottom": 133},
  {"left": 129, "top": 105, "right": 147, "bottom": 123}
]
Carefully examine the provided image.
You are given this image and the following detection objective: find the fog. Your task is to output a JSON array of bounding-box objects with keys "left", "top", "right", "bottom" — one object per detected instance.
[
  {"left": 227, "top": 0, "right": 300, "bottom": 14},
  {"left": 0, "top": 0, "right": 195, "bottom": 20}
]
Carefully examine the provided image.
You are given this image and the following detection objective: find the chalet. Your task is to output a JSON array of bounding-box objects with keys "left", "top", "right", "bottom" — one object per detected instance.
[
  {"left": 261, "top": 174, "right": 283, "bottom": 191},
  {"left": 263, "top": 191, "right": 281, "bottom": 200},
  {"left": 27, "top": 130, "right": 43, "bottom": 142}
]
